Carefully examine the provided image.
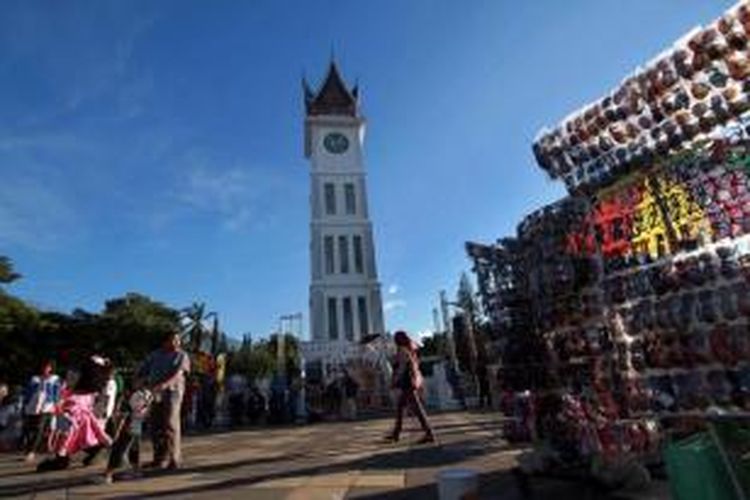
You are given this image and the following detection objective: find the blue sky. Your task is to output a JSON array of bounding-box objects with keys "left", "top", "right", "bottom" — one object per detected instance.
[{"left": 1, "top": 0, "right": 736, "bottom": 340}]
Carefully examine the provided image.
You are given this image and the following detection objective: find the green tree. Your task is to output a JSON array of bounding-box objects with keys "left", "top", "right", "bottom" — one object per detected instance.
[
  {"left": 0, "top": 294, "right": 40, "bottom": 382},
  {"left": 0, "top": 257, "right": 40, "bottom": 382},
  {"left": 181, "top": 302, "right": 217, "bottom": 353},
  {"left": 266, "top": 333, "right": 301, "bottom": 377},
  {"left": 455, "top": 272, "right": 483, "bottom": 375},
  {"left": 228, "top": 334, "right": 301, "bottom": 381},
  {"left": 0, "top": 258, "right": 184, "bottom": 384},
  {"left": 0, "top": 256, "right": 21, "bottom": 285},
  {"left": 218, "top": 332, "right": 229, "bottom": 354},
  {"left": 101, "top": 293, "right": 181, "bottom": 368},
  {"left": 228, "top": 341, "right": 276, "bottom": 381},
  {"left": 420, "top": 332, "right": 447, "bottom": 358},
  {"left": 456, "top": 272, "right": 480, "bottom": 326}
]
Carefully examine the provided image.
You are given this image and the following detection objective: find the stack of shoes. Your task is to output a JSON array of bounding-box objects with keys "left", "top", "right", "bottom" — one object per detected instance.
[{"left": 533, "top": 2, "right": 750, "bottom": 194}]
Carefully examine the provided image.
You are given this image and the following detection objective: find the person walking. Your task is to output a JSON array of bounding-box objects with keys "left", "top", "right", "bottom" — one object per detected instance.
[
  {"left": 477, "top": 362, "right": 491, "bottom": 409},
  {"left": 138, "top": 329, "right": 191, "bottom": 470},
  {"left": 342, "top": 369, "right": 359, "bottom": 421},
  {"left": 385, "top": 331, "right": 436, "bottom": 444},
  {"left": 100, "top": 382, "right": 153, "bottom": 484},
  {"left": 36, "top": 356, "right": 113, "bottom": 472},
  {"left": 20, "top": 360, "right": 61, "bottom": 462},
  {"left": 83, "top": 357, "right": 118, "bottom": 466},
  {"left": 0, "top": 384, "right": 22, "bottom": 452}
]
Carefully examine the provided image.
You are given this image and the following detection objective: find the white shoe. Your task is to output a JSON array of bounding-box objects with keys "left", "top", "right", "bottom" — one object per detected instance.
[{"left": 92, "top": 474, "right": 113, "bottom": 485}]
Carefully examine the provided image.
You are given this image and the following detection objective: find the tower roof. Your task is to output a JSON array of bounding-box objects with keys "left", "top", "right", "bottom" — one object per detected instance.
[{"left": 303, "top": 61, "right": 359, "bottom": 117}]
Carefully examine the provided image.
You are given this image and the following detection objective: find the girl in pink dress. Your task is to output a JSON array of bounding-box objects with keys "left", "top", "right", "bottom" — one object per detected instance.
[{"left": 37, "top": 356, "right": 113, "bottom": 472}]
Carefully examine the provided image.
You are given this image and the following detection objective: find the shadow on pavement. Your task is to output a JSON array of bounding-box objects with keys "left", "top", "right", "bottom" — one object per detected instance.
[
  {"left": 353, "top": 468, "right": 668, "bottom": 500},
  {"left": 100, "top": 437, "right": 516, "bottom": 499},
  {"left": 0, "top": 451, "right": 308, "bottom": 497}
]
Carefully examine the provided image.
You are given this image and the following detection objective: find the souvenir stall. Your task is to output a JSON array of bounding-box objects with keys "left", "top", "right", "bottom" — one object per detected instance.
[{"left": 468, "top": 1, "right": 750, "bottom": 492}]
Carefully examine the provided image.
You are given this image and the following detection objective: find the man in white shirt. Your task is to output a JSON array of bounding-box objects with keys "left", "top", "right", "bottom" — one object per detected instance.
[{"left": 138, "top": 331, "right": 191, "bottom": 469}]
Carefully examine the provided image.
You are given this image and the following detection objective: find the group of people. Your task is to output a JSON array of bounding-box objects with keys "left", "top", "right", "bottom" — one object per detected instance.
[
  {"left": 1, "top": 329, "right": 191, "bottom": 484},
  {"left": 225, "top": 372, "right": 267, "bottom": 426},
  {"left": 0, "top": 328, "right": 437, "bottom": 483},
  {"left": 316, "top": 368, "right": 360, "bottom": 421}
]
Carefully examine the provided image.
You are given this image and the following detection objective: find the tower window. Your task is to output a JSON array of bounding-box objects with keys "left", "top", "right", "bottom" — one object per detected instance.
[
  {"left": 324, "top": 183, "right": 336, "bottom": 215},
  {"left": 353, "top": 235, "right": 363, "bottom": 273},
  {"left": 324, "top": 236, "right": 335, "bottom": 274},
  {"left": 343, "top": 297, "right": 354, "bottom": 341},
  {"left": 345, "top": 183, "right": 356, "bottom": 214},
  {"left": 357, "top": 296, "right": 369, "bottom": 336},
  {"left": 339, "top": 236, "right": 349, "bottom": 274},
  {"left": 327, "top": 297, "right": 338, "bottom": 340}
]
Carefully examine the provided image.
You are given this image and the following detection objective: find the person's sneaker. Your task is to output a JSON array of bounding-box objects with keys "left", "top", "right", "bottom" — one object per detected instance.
[
  {"left": 143, "top": 460, "right": 169, "bottom": 470},
  {"left": 23, "top": 452, "right": 36, "bottom": 464},
  {"left": 92, "top": 474, "right": 113, "bottom": 485},
  {"left": 381, "top": 434, "right": 399, "bottom": 443},
  {"left": 36, "top": 455, "right": 70, "bottom": 472},
  {"left": 166, "top": 461, "right": 180, "bottom": 471}
]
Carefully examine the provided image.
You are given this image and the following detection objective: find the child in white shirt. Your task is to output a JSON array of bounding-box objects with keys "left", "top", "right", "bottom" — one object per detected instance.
[{"left": 102, "top": 386, "right": 153, "bottom": 484}]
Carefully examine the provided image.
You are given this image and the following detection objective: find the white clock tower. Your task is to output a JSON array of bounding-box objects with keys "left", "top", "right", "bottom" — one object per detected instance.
[{"left": 301, "top": 61, "right": 385, "bottom": 374}]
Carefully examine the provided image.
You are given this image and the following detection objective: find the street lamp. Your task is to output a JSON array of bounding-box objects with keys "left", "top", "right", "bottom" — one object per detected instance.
[
  {"left": 279, "top": 313, "right": 305, "bottom": 423},
  {"left": 277, "top": 313, "right": 304, "bottom": 374},
  {"left": 439, "top": 290, "right": 460, "bottom": 371}
]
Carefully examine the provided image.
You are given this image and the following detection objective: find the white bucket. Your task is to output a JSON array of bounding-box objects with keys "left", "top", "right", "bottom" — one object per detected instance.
[{"left": 437, "top": 468, "right": 479, "bottom": 500}]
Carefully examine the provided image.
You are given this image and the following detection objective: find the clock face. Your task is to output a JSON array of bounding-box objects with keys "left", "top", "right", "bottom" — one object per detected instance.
[{"left": 323, "top": 132, "right": 349, "bottom": 154}]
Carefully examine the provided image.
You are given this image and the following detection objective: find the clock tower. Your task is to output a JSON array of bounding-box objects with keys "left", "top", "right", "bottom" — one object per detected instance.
[
  {"left": 301, "top": 61, "right": 385, "bottom": 372},
  {"left": 303, "top": 61, "right": 384, "bottom": 367}
]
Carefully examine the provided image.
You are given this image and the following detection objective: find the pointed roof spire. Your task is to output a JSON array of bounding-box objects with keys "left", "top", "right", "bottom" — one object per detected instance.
[
  {"left": 304, "top": 58, "right": 359, "bottom": 117},
  {"left": 302, "top": 71, "right": 315, "bottom": 107},
  {"left": 352, "top": 76, "right": 359, "bottom": 100}
]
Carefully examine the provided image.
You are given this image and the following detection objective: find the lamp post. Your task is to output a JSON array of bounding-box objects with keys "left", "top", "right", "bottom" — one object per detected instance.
[
  {"left": 439, "top": 290, "right": 459, "bottom": 372},
  {"left": 280, "top": 313, "right": 306, "bottom": 423}
]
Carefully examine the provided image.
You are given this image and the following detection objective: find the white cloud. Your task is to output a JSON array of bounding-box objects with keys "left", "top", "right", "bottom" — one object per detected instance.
[
  {"left": 383, "top": 299, "right": 406, "bottom": 312},
  {"left": 0, "top": 133, "right": 92, "bottom": 154},
  {"left": 65, "top": 16, "right": 157, "bottom": 117},
  {"left": 179, "top": 167, "right": 253, "bottom": 213},
  {"left": 387, "top": 284, "right": 399, "bottom": 295},
  {"left": 0, "top": 178, "right": 78, "bottom": 250},
  {"left": 414, "top": 329, "right": 434, "bottom": 345},
  {"left": 162, "top": 161, "right": 290, "bottom": 232}
]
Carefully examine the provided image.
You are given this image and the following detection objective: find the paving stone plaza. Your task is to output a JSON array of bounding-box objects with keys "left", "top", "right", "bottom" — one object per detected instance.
[
  {"left": 0, "top": 412, "right": 508, "bottom": 499},
  {"left": 0, "top": 411, "right": 674, "bottom": 499}
]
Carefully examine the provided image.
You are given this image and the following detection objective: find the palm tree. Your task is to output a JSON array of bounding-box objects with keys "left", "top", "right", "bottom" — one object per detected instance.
[
  {"left": 181, "top": 302, "right": 217, "bottom": 353},
  {"left": 0, "top": 256, "right": 21, "bottom": 286},
  {"left": 209, "top": 314, "right": 220, "bottom": 355}
]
